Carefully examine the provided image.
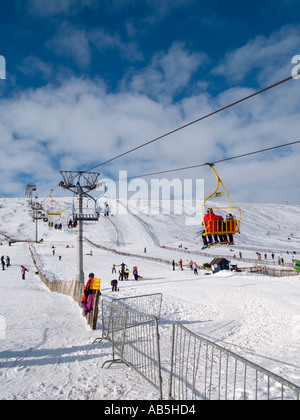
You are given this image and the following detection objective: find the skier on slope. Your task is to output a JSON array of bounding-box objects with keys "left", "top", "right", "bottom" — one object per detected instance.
[
  {"left": 1, "top": 256, "right": 5, "bottom": 270},
  {"left": 6, "top": 256, "right": 10, "bottom": 267},
  {"left": 133, "top": 266, "right": 139, "bottom": 280},
  {"left": 104, "top": 203, "right": 110, "bottom": 217},
  {"left": 21, "top": 265, "right": 28, "bottom": 279},
  {"left": 193, "top": 261, "right": 198, "bottom": 275},
  {"left": 111, "top": 279, "right": 118, "bottom": 292}
]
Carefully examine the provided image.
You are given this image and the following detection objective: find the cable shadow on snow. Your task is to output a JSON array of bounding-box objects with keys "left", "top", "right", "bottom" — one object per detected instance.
[{"left": 0, "top": 341, "right": 111, "bottom": 370}]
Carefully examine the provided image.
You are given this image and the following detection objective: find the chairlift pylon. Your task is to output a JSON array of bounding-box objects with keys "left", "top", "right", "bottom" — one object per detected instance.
[{"left": 72, "top": 173, "right": 100, "bottom": 222}]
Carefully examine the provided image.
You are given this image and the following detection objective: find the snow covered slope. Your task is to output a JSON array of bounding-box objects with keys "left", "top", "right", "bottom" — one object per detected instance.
[{"left": 0, "top": 197, "right": 299, "bottom": 400}]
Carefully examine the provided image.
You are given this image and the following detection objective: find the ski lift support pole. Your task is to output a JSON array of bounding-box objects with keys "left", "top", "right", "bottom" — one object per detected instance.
[
  {"left": 59, "top": 170, "right": 101, "bottom": 284},
  {"left": 77, "top": 183, "right": 84, "bottom": 283}
]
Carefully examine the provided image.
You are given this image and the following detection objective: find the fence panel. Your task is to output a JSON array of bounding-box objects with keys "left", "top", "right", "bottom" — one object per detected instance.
[
  {"left": 94, "top": 293, "right": 162, "bottom": 344},
  {"left": 112, "top": 293, "right": 163, "bottom": 319},
  {"left": 169, "top": 322, "right": 300, "bottom": 400},
  {"left": 102, "top": 303, "right": 163, "bottom": 399}
]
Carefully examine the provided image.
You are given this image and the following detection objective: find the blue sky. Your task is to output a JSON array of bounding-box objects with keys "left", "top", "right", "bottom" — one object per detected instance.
[{"left": 0, "top": 0, "right": 300, "bottom": 203}]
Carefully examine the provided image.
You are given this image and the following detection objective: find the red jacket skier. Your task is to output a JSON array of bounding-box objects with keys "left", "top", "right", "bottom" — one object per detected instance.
[{"left": 203, "top": 209, "right": 217, "bottom": 233}]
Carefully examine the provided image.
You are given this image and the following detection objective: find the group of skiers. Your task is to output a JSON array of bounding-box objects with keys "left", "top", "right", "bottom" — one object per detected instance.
[
  {"left": 106, "top": 263, "right": 142, "bottom": 294},
  {"left": 172, "top": 258, "right": 198, "bottom": 274},
  {"left": 48, "top": 221, "right": 62, "bottom": 230},
  {"left": 201, "top": 208, "right": 236, "bottom": 248},
  {"left": 110, "top": 264, "right": 140, "bottom": 292},
  {"left": 1, "top": 255, "right": 10, "bottom": 270},
  {"left": 67, "top": 219, "right": 77, "bottom": 229},
  {"left": 1, "top": 254, "right": 30, "bottom": 280},
  {"left": 111, "top": 262, "right": 141, "bottom": 282}
]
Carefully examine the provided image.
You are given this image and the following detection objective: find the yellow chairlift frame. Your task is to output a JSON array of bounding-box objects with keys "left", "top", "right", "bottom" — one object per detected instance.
[
  {"left": 46, "top": 190, "right": 62, "bottom": 217},
  {"left": 201, "top": 164, "right": 241, "bottom": 237}
]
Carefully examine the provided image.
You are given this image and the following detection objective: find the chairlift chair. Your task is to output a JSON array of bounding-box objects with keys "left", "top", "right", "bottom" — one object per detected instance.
[
  {"left": 46, "top": 191, "right": 61, "bottom": 218},
  {"left": 201, "top": 164, "right": 241, "bottom": 238}
]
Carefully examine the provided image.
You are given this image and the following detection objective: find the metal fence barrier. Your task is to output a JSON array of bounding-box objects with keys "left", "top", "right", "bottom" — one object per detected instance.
[
  {"left": 93, "top": 293, "right": 162, "bottom": 344},
  {"left": 112, "top": 293, "right": 163, "bottom": 319},
  {"left": 102, "top": 302, "right": 163, "bottom": 399},
  {"left": 169, "top": 322, "right": 300, "bottom": 400}
]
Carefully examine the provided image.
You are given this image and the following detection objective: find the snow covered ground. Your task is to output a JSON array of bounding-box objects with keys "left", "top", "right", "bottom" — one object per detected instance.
[{"left": 0, "top": 197, "right": 300, "bottom": 400}]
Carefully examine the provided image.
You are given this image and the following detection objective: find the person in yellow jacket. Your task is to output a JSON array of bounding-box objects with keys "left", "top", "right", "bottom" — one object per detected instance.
[{"left": 81, "top": 273, "right": 99, "bottom": 316}]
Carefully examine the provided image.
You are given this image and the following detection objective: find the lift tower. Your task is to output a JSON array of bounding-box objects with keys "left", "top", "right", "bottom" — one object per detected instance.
[{"left": 59, "top": 171, "right": 101, "bottom": 284}]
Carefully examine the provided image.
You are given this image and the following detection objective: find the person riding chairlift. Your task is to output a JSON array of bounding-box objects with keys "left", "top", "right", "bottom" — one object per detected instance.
[{"left": 202, "top": 208, "right": 217, "bottom": 247}]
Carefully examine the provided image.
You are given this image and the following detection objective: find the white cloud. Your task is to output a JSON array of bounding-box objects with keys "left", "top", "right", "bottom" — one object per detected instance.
[
  {"left": 212, "top": 25, "right": 300, "bottom": 84},
  {"left": 46, "top": 23, "right": 142, "bottom": 68},
  {"left": 124, "top": 42, "right": 209, "bottom": 100},
  {"left": 89, "top": 29, "right": 143, "bottom": 61},
  {"left": 1, "top": 35, "right": 299, "bottom": 202},
  {"left": 46, "top": 23, "right": 92, "bottom": 69},
  {"left": 1, "top": 70, "right": 299, "bottom": 202},
  {"left": 18, "top": 56, "right": 54, "bottom": 79}
]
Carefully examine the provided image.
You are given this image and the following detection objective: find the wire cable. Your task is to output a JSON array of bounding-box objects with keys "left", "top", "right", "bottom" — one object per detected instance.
[
  {"left": 105, "top": 140, "right": 300, "bottom": 183},
  {"left": 86, "top": 75, "right": 294, "bottom": 172}
]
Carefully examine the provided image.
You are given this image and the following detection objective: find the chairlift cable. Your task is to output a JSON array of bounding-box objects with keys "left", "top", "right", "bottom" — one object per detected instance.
[
  {"left": 104, "top": 140, "right": 300, "bottom": 184},
  {"left": 85, "top": 75, "right": 294, "bottom": 172}
]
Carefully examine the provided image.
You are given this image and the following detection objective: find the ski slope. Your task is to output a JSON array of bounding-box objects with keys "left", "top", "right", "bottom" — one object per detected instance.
[{"left": 0, "top": 197, "right": 300, "bottom": 400}]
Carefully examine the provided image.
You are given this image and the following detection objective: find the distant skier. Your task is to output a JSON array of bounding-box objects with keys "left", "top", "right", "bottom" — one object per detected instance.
[
  {"left": 6, "top": 256, "right": 10, "bottom": 268},
  {"left": 104, "top": 203, "right": 110, "bottom": 217},
  {"left": 1, "top": 256, "right": 5, "bottom": 270},
  {"left": 178, "top": 259, "right": 183, "bottom": 270},
  {"left": 21, "top": 265, "right": 28, "bottom": 280},
  {"left": 172, "top": 260, "right": 176, "bottom": 271},
  {"left": 133, "top": 266, "right": 138, "bottom": 280},
  {"left": 111, "top": 279, "right": 118, "bottom": 292},
  {"left": 119, "top": 262, "right": 126, "bottom": 280},
  {"left": 193, "top": 261, "right": 198, "bottom": 275}
]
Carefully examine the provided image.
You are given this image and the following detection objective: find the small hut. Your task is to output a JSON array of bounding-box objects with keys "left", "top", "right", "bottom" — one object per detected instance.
[{"left": 210, "top": 258, "right": 230, "bottom": 274}]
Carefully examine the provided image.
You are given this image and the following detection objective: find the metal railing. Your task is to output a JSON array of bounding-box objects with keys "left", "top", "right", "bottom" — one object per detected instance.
[
  {"left": 169, "top": 322, "right": 300, "bottom": 400},
  {"left": 112, "top": 293, "right": 163, "bottom": 319},
  {"left": 94, "top": 293, "right": 162, "bottom": 344},
  {"left": 102, "top": 302, "right": 163, "bottom": 399}
]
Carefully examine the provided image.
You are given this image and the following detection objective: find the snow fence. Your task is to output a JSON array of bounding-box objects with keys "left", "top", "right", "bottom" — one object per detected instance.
[
  {"left": 100, "top": 299, "right": 163, "bottom": 399},
  {"left": 29, "top": 244, "right": 99, "bottom": 330},
  {"left": 169, "top": 322, "right": 300, "bottom": 400}
]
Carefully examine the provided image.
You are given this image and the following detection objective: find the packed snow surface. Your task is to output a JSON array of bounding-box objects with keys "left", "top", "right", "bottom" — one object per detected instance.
[{"left": 0, "top": 197, "right": 300, "bottom": 400}]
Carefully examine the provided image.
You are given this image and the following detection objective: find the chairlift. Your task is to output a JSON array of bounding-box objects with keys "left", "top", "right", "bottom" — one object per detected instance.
[
  {"left": 32, "top": 203, "right": 47, "bottom": 220},
  {"left": 201, "top": 164, "right": 241, "bottom": 238},
  {"left": 34, "top": 211, "right": 47, "bottom": 220},
  {"left": 46, "top": 190, "right": 61, "bottom": 217}
]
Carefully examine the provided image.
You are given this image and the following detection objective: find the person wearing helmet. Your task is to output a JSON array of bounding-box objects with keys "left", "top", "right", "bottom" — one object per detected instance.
[
  {"left": 226, "top": 213, "right": 235, "bottom": 244},
  {"left": 203, "top": 208, "right": 217, "bottom": 244},
  {"left": 81, "top": 273, "right": 95, "bottom": 316}
]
